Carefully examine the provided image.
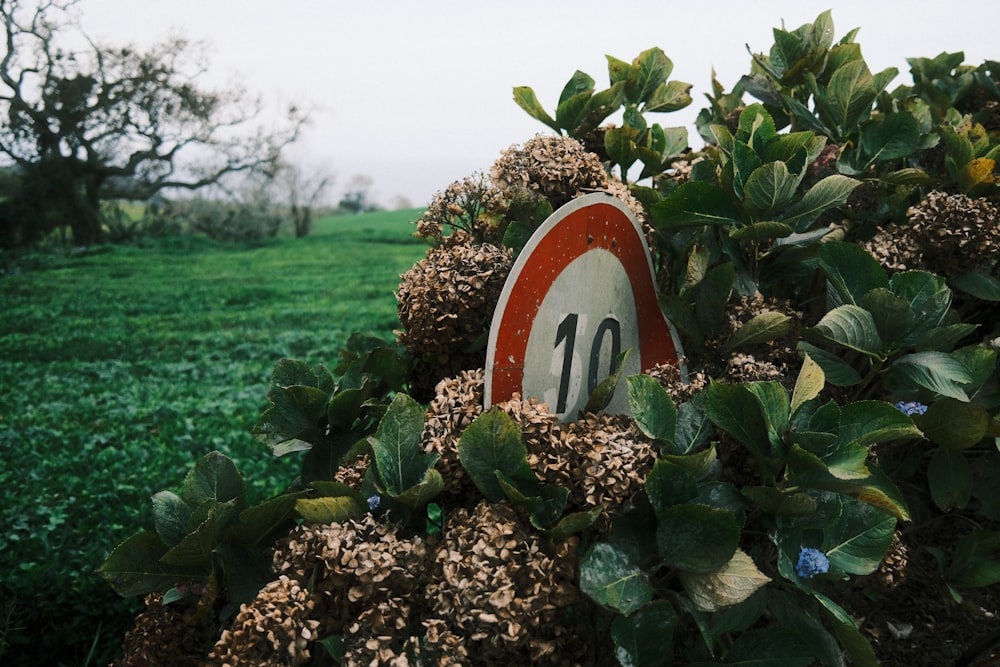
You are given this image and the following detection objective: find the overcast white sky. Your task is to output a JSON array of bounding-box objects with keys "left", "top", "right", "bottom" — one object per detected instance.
[{"left": 78, "top": 1, "right": 999, "bottom": 207}]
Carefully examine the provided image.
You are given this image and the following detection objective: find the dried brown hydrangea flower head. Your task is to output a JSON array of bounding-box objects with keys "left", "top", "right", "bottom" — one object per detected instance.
[
  {"left": 395, "top": 238, "right": 513, "bottom": 400},
  {"left": 206, "top": 575, "right": 319, "bottom": 667},
  {"left": 113, "top": 592, "right": 217, "bottom": 667},
  {"left": 424, "top": 500, "right": 588, "bottom": 665},
  {"left": 271, "top": 515, "right": 429, "bottom": 638},
  {"left": 864, "top": 190, "right": 1000, "bottom": 277},
  {"left": 540, "top": 412, "right": 657, "bottom": 529},
  {"left": 422, "top": 368, "right": 487, "bottom": 504},
  {"left": 416, "top": 172, "right": 506, "bottom": 246},
  {"left": 490, "top": 134, "right": 608, "bottom": 210}
]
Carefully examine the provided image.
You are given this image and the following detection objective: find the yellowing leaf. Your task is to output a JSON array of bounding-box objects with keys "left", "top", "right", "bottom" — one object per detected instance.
[
  {"left": 679, "top": 548, "right": 771, "bottom": 612},
  {"left": 791, "top": 353, "right": 825, "bottom": 415},
  {"left": 959, "top": 157, "right": 997, "bottom": 192}
]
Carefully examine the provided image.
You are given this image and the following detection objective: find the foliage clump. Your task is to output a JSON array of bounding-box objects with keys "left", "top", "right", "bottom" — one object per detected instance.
[{"left": 98, "top": 10, "right": 1000, "bottom": 667}]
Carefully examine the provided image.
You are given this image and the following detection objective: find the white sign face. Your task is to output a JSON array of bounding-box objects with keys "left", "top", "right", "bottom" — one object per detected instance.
[
  {"left": 522, "top": 249, "right": 639, "bottom": 417},
  {"left": 485, "top": 193, "right": 683, "bottom": 422}
]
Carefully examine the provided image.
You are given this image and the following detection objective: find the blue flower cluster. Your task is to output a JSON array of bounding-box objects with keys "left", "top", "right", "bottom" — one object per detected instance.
[
  {"left": 894, "top": 401, "right": 928, "bottom": 416},
  {"left": 795, "top": 547, "right": 830, "bottom": 579},
  {"left": 367, "top": 495, "right": 381, "bottom": 511}
]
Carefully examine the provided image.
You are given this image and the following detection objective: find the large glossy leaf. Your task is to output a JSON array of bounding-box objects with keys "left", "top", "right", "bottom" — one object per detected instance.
[
  {"left": 611, "top": 600, "right": 677, "bottom": 667},
  {"left": 823, "top": 499, "right": 896, "bottom": 575},
  {"left": 859, "top": 112, "right": 921, "bottom": 163},
  {"left": 888, "top": 351, "right": 973, "bottom": 401},
  {"left": 152, "top": 491, "right": 192, "bottom": 546},
  {"left": 512, "top": 86, "right": 559, "bottom": 132},
  {"left": 810, "top": 305, "right": 883, "bottom": 358},
  {"left": 369, "top": 393, "right": 432, "bottom": 496},
  {"left": 728, "top": 311, "right": 793, "bottom": 350},
  {"left": 952, "top": 271, "right": 1000, "bottom": 301},
  {"left": 796, "top": 342, "right": 862, "bottom": 387},
  {"left": 781, "top": 174, "right": 861, "bottom": 233},
  {"left": 721, "top": 628, "right": 814, "bottom": 666},
  {"left": 791, "top": 353, "right": 825, "bottom": 416},
  {"left": 651, "top": 181, "right": 742, "bottom": 229},
  {"left": 579, "top": 543, "right": 652, "bottom": 616},
  {"left": 182, "top": 451, "right": 246, "bottom": 510},
  {"left": 627, "top": 47, "right": 674, "bottom": 105},
  {"left": 98, "top": 530, "right": 202, "bottom": 597},
  {"left": 861, "top": 288, "right": 916, "bottom": 348},
  {"left": 458, "top": 408, "right": 534, "bottom": 502},
  {"left": 817, "top": 241, "right": 887, "bottom": 306},
  {"left": 744, "top": 162, "right": 799, "bottom": 215},
  {"left": 918, "top": 398, "right": 990, "bottom": 450},
  {"left": 704, "top": 382, "right": 775, "bottom": 468},
  {"left": 645, "top": 459, "right": 699, "bottom": 516},
  {"left": 679, "top": 549, "right": 771, "bottom": 612},
  {"left": 627, "top": 374, "right": 676, "bottom": 443},
  {"left": 656, "top": 504, "right": 740, "bottom": 574},
  {"left": 824, "top": 60, "right": 877, "bottom": 133},
  {"left": 836, "top": 400, "right": 923, "bottom": 448},
  {"left": 928, "top": 448, "right": 972, "bottom": 510},
  {"left": 645, "top": 80, "right": 693, "bottom": 113}
]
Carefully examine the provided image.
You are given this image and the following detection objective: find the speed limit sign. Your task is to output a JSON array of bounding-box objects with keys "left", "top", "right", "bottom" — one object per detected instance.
[{"left": 484, "top": 192, "right": 683, "bottom": 421}]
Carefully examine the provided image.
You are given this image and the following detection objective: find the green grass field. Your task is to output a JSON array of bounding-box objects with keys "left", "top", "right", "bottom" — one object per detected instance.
[{"left": 0, "top": 209, "right": 428, "bottom": 664}]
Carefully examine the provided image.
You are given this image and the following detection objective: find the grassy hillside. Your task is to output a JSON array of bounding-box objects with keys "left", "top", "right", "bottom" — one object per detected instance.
[{"left": 0, "top": 208, "right": 428, "bottom": 664}]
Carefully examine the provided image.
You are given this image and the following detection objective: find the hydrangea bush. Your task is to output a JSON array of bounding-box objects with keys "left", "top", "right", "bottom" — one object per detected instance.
[{"left": 100, "top": 11, "right": 1000, "bottom": 666}]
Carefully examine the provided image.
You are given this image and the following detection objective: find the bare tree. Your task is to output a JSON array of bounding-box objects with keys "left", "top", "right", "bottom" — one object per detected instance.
[
  {"left": 0, "top": 0, "right": 307, "bottom": 247},
  {"left": 282, "top": 162, "right": 334, "bottom": 237}
]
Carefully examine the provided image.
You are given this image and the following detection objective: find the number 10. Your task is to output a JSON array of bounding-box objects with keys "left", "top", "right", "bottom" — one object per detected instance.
[{"left": 553, "top": 313, "right": 622, "bottom": 414}]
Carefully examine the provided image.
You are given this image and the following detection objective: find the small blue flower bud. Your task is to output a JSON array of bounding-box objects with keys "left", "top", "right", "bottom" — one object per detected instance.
[
  {"left": 367, "top": 495, "right": 381, "bottom": 511},
  {"left": 894, "top": 401, "right": 928, "bottom": 416},
  {"left": 795, "top": 547, "right": 830, "bottom": 579}
]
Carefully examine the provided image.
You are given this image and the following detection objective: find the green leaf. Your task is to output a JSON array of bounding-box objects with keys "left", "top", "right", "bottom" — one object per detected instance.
[
  {"left": 585, "top": 348, "right": 632, "bottom": 414},
  {"left": 947, "top": 530, "right": 1000, "bottom": 588},
  {"left": 181, "top": 451, "right": 246, "bottom": 510},
  {"left": 728, "top": 311, "right": 793, "bottom": 350},
  {"left": 743, "top": 162, "right": 799, "bottom": 215},
  {"left": 810, "top": 305, "right": 883, "bottom": 358},
  {"left": 781, "top": 174, "right": 861, "bottom": 233},
  {"left": 851, "top": 465, "right": 911, "bottom": 522},
  {"left": 888, "top": 351, "right": 973, "bottom": 401},
  {"left": 543, "top": 505, "right": 603, "bottom": 540},
  {"left": 369, "top": 393, "right": 431, "bottom": 496},
  {"left": 736, "top": 104, "right": 777, "bottom": 150},
  {"left": 824, "top": 499, "right": 896, "bottom": 575},
  {"left": 674, "top": 394, "right": 713, "bottom": 455},
  {"left": 295, "top": 495, "right": 364, "bottom": 524},
  {"left": 98, "top": 531, "right": 203, "bottom": 597},
  {"left": 656, "top": 504, "right": 740, "bottom": 574},
  {"left": 605, "top": 125, "right": 640, "bottom": 173},
  {"left": 860, "top": 288, "right": 916, "bottom": 348},
  {"left": 152, "top": 491, "right": 192, "bottom": 546},
  {"left": 728, "top": 220, "right": 794, "bottom": 242},
  {"left": 704, "top": 382, "right": 775, "bottom": 469},
  {"left": 952, "top": 271, "right": 1000, "bottom": 301},
  {"left": 626, "top": 48, "right": 674, "bottom": 105},
  {"left": 858, "top": 112, "right": 921, "bottom": 163},
  {"left": 645, "top": 459, "right": 699, "bottom": 515},
  {"left": 393, "top": 467, "right": 444, "bottom": 509},
  {"left": 645, "top": 80, "right": 693, "bottom": 113},
  {"left": 691, "top": 262, "right": 735, "bottom": 340},
  {"left": 610, "top": 600, "right": 677, "bottom": 667},
  {"left": 890, "top": 271, "right": 952, "bottom": 334},
  {"left": 823, "top": 60, "right": 877, "bottom": 133},
  {"left": 162, "top": 500, "right": 238, "bottom": 568},
  {"left": 651, "top": 181, "right": 742, "bottom": 229},
  {"left": 722, "top": 628, "right": 814, "bottom": 666},
  {"left": 817, "top": 242, "right": 887, "bottom": 306},
  {"left": 796, "top": 342, "right": 863, "bottom": 387},
  {"left": 791, "top": 353, "right": 825, "bottom": 416},
  {"left": 732, "top": 141, "right": 762, "bottom": 199},
  {"left": 512, "top": 86, "right": 560, "bottom": 132},
  {"left": 627, "top": 374, "right": 676, "bottom": 443},
  {"left": 679, "top": 549, "right": 771, "bottom": 612},
  {"left": 928, "top": 448, "right": 973, "bottom": 510},
  {"left": 579, "top": 543, "right": 653, "bottom": 616},
  {"left": 914, "top": 323, "right": 980, "bottom": 353},
  {"left": 918, "top": 398, "right": 990, "bottom": 450},
  {"left": 837, "top": 400, "right": 923, "bottom": 448},
  {"left": 741, "top": 486, "right": 817, "bottom": 516},
  {"left": 819, "top": 600, "right": 879, "bottom": 667},
  {"left": 458, "top": 408, "right": 534, "bottom": 502},
  {"left": 234, "top": 492, "right": 303, "bottom": 546}
]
